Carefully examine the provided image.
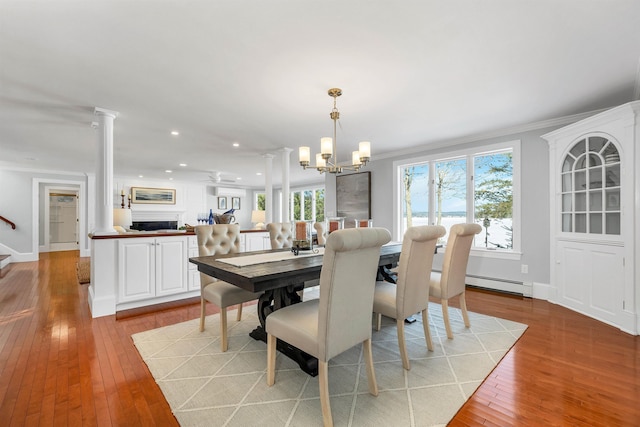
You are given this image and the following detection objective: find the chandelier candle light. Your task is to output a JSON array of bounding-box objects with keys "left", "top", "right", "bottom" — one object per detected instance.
[{"left": 299, "top": 88, "right": 371, "bottom": 174}]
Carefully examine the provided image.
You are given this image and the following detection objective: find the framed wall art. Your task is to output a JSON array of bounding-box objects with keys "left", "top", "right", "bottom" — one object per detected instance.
[
  {"left": 218, "top": 196, "right": 227, "bottom": 210},
  {"left": 336, "top": 171, "right": 371, "bottom": 221},
  {"left": 231, "top": 197, "right": 241, "bottom": 210},
  {"left": 131, "top": 187, "right": 176, "bottom": 204}
]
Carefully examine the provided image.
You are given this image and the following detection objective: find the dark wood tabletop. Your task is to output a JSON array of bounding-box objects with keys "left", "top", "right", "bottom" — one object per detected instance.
[{"left": 189, "top": 243, "right": 403, "bottom": 293}]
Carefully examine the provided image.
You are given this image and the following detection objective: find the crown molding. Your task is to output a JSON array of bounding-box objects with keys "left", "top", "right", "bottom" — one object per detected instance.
[{"left": 373, "top": 107, "right": 610, "bottom": 161}]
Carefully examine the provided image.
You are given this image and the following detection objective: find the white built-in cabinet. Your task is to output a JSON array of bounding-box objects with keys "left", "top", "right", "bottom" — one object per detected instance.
[
  {"left": 118, "top": 236, "right": 188, "bottom": 303},
  {"left": 242, "top": 231, "right": 270, "bottom": 252},
  {"left": 187, "top": 235, "right": 201, "bottom": 291},
  {"left": 543, "top": 101, "right": 639, "bottom": 335}
]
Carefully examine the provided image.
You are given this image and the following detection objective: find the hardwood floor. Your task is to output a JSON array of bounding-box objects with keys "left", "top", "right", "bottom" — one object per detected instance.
[{"left": 1, "top": 251, "right": 639, "bottom": 426}]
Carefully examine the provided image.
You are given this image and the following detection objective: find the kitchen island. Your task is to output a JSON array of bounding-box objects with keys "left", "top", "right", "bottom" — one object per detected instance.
[{"left": 88, "top": 229, "right": 269, "bottom": 318}]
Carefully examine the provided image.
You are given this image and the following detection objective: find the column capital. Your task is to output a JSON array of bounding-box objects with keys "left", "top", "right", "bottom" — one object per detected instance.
[
  {"left": 279, "top": 147, "right": 293, "bottom": 154},
  {"left": 262, "top": 153, "right": 275, "bottom": 159},
  {"left": 94, "top": 107, "right": 119, "bottom": 119}
]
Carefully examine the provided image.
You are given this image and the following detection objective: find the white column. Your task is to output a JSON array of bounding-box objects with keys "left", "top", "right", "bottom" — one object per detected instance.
[
  {"left": 263, "top": 153, "right": 274, "bottom": 224},
  {"left": 280, "top": 148, "right": 292, "bottom": 222},
  {"left": 92, "top": 107, "right": 119, "bottom": 235}
]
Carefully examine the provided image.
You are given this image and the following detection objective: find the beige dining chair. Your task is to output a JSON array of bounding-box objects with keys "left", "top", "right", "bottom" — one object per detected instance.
[
  {"left": 430, "top": 223, "right": 482, "bottom": 339},
  {"left": 266, "top": 222, "right": 294, "bottom": 248},
  {"left": 314, "top": 221, "right": 327, "bottom": 245},
  {"left": 195, "top": 224, "right": 262, "bottom": 351},
  {"left": 373, "top": 225, "right": 445, "bottom": 370},
  {"left": 266, "top": 227, "right": 392, "bottom": 427}
]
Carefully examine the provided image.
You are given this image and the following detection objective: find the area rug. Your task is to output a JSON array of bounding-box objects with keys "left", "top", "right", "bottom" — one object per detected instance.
[
  {"left": 132, "top": 293, "right": 527, "bottom": 427},
  {"left": 76, "top": 257, "right": 90, "bottom": 284}
]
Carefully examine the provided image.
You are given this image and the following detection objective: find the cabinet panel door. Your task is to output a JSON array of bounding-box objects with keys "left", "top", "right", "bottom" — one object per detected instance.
[
  {"left": 245, "top": 232, "right": 269, "bottom": 252},
  {"left": 556, "top": 240, "right": 624, "bottom": 327},
  {"left": 156, "top": 237, "right": 188, "bottom": 296},
  {"left": 118, "top": 239, "right": 155, "bottom": 303}
]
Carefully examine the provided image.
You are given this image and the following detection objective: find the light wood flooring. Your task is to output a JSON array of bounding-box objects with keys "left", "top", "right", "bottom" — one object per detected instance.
[{"left": 1, "top": 251, "right": 639, "bottom": 426}]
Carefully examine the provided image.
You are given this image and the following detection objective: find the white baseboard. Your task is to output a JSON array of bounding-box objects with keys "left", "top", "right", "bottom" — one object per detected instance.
[{"left": 0, "top": 243, "right": 37, "bottom": 262}]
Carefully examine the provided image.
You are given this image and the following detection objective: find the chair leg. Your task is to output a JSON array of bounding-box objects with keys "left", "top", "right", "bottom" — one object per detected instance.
[
  {"left": 266, "top": 333, "right": 276, "bottom": 386},
  {"left": 236, "top": 303, "right": 243, "bottom": 321},
  {"left": 460, "top": 292, "right": 470, "bottom": 328},
  {"left": 220, "top": 307, "right": 228, "bottom": 351},
  {"left": 421, "top": 308, "right": 434, "bottom": 351},
  {"left": 441, "top": 299, "right": 453, "bottom": 339},
  {"left": 318, "top": 360, "right": 334, "bottom": 427},
  {"left": 363, "top": 338, "right": 378, "bottom": 396},
  {"left": 199, "top": 296, "right": 206, "bottom": 332},
  {"left": 396, "top": 319, "right": 410, "bottom": 370},
  {"left": 375, "top": 313, "right": 382, "bottom": 331}
]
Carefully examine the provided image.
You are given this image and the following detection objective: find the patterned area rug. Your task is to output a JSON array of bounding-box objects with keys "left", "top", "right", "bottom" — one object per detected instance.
[{"left": 132, "top": 292, "right": 527, "bottom": 427}]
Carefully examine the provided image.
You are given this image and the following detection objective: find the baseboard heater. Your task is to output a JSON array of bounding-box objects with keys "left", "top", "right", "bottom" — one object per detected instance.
[{"left": 432, "top": 270, "right": 525, "bottom": 296}]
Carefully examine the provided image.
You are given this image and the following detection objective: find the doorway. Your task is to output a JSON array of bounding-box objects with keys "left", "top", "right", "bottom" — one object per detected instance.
[{"left": 45, "top": 187, "right": 79, "bottom": 252}]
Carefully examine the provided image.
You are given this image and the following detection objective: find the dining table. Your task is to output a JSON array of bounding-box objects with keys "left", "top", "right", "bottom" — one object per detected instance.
[{"left": 189, "top": 242, "right": 403, "bottom": 376}]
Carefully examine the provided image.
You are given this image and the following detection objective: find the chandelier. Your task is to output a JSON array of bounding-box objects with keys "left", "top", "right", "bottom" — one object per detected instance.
[{"left": 298, "top": 88, "right": 371, "bottom": 174}]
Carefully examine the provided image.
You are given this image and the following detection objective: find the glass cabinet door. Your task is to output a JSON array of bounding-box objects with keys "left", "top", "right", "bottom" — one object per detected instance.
[{"left": 560, "top": 136, "right": 620, "bottom": 235}]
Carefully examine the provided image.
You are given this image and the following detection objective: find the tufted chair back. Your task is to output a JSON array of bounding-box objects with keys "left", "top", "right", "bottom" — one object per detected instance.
[
  {"left": 266, "top": 222, "right": 294, "bottom": 249},
  {"left": 195, "top": 224, "right": 241, "bottom": 287},
  {"left": 314, "top": 221, "right": 327, "bottom": 245}
]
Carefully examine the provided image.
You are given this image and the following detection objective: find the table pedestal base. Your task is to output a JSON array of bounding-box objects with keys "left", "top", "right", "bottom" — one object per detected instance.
[{"left": 251, "top": 283, "right": 319, "bottom": 376}]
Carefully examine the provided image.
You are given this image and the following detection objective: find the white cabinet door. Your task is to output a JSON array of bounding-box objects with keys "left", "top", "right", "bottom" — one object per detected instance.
[
  {"left": 118, "top": 238, "right": 155, "bottom": 303},
  {"left": 188, "top": 235, "right": 200, "bottom": 291},
  {"left": 156, "top": 237, "right": 188, "bottom": 297},
  {"left": 555, "top": 240, "right": 628, "bottom": 330},
  {"left": 245, "top": 232, "right": 269, "bottom": 252}
]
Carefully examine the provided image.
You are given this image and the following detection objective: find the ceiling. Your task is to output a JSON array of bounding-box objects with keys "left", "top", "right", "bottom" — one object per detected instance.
[{"left": 1, "top": 1, "right": 639, "bottom": 188}]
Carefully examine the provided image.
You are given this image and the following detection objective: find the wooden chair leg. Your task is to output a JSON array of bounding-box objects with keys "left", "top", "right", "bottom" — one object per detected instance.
[
  {"left": 318, "top": 360, "right": 334, "bottom": 427},
  {"left": 460, "top": 292, "right": 470, "bottom": 328},
  {"left": 236, "top": 303, "right": 243, "bottom": 321},
  {"left": 220, "top": 307, "right": 228, "bottom": 351},
  {"left": 266, "top": 333, "right": 276, "bottom": 386},
  {"left": 441, "top": 299, "right": 453, "bottom": 339},
  {"left": 421, "top": 308, "right": 434, "bottom": 351},
  {"left": 199, "top": 296, "right": 206, "bottom": 332},
  {"left": 375, "top": 313, "right": 382, "bottom": 331},
  {"left": 396, "top": 319, "right": 410, "bottom": 370},
  {"left": 363, "top": 338, "right": 378, "bottom": 396}
]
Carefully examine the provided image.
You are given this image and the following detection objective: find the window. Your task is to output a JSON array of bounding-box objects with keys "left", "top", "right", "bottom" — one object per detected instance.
[
  {"left": 290, "top": 187, "right": 325, "bottom": 222},
  {"left": 395, "top": 141, "right": 520, "bottom": 256}
]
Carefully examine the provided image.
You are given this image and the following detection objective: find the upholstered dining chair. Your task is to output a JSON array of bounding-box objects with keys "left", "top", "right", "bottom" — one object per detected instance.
[
  {"left": 430, "top": 223, "right": 482, "bottom": 339},
  {"left": 195, "top": 224, "right": 262, "bottom": 351},
  {"left": 373, "top": 225, "right": 445, "bottom": 370},
  {"left": 266, "top": 228, "right": 392, "bottom": 427},
  {"left": 266, "top": 222, "right": 294, "bottom": 249},
  {"left": 314, "top": 221, "right": 327, "bottom": 245}
]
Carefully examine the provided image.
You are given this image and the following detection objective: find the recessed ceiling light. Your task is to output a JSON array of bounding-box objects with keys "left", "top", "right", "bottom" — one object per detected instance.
[
  {"left": 179, "top": 163, "right": 187, "bottom": 167},
  {"left": 236, "top": 177, "right": 242, "bottom": 180},
  {"left": 256, "top": 172, "right": 262, "bottom": 176},
  {"left": 171, "top": 131, "right": 179, "bottom": 136},
  {"left": 165, "top": 170, "right": 172, "bottom": 173},
  {"left": 169, "top": 177, "right": 173, "bottom": 181},
  {"left": 138, "top": 175, "right": 144, "bottom": 178},
  {"left": 233, "top": 142, "right": 240, "bottom": 147}
]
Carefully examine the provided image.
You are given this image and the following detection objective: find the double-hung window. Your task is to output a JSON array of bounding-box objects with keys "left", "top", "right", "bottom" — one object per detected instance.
[{"left": 395, "top": 140, "right": 520, "bottom": 257}]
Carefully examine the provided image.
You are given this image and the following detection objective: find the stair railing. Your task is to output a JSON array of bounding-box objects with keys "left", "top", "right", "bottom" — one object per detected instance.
[{"left": 0, "top": 215, "right": 16, "bottom": 230}]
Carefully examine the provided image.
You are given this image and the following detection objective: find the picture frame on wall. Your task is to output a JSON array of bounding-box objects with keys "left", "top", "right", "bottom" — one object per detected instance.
[
  {"left": 231, "top": 197, "right": 241, "bottom": 210},
  {"left": 336, "top": 171, "right": 371, "bottom": 222},
  {"left": 218, "top": 196, "right": 227, "bottom": 210},
  {"left": 131, "top": 187, "right": 176, "bottom": 204}
]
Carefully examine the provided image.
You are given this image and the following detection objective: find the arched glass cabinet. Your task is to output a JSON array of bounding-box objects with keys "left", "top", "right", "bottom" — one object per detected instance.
[{"left": 560, "top": 136, "right": 620, "bottom": 235}]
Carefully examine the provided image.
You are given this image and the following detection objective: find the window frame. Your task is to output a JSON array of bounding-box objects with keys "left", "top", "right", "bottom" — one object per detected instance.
[{"left": 393, "top": 140, "right": 521, "bottom": 260}]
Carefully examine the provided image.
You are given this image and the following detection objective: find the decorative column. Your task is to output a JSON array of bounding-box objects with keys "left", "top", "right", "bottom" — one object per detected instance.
[
  {"left": 280, "top": 148, "right": 292, "bottom": 222},
  {"left": 92, "top": 107, "right": 119, "bottom": 235},
  {"left": 263, "top": 153, "right": 274, "bottom": 224}
]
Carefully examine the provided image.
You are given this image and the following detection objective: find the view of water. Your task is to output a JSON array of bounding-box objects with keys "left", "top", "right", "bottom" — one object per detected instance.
[{"left": 403, "top": 216, "right": 513, "bottom": 249}]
